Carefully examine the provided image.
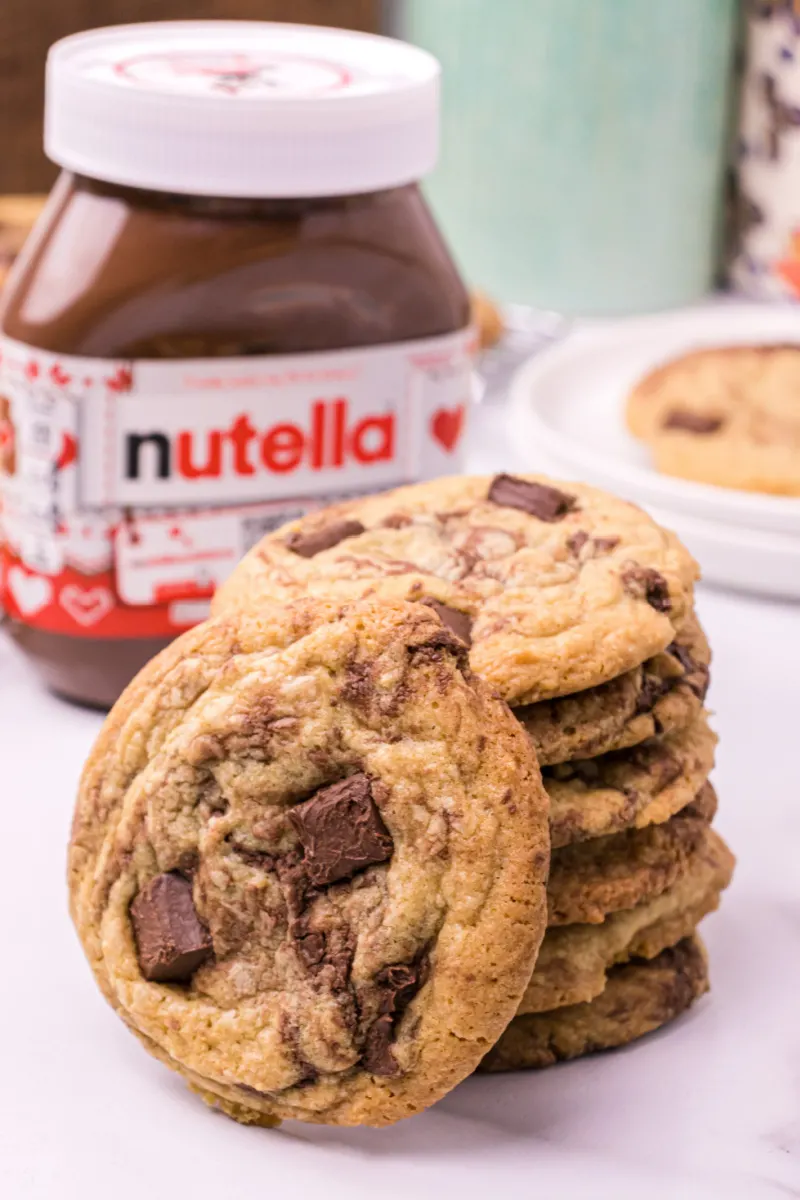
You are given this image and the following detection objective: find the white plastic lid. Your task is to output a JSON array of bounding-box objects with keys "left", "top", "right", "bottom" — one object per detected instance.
[{"left": 45, "top": 21, "right": 441, "bottom": 198}]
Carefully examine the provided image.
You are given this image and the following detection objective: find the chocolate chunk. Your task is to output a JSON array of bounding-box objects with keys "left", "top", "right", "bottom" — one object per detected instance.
[
  {"left": 295, "top": 931, "right": 327, "bottom": 968},
  {"left": 382, "top": 512, "right": 412, "bottom": 529},
  {"left": 421, "top": 598, "right": 473, "bottom": 646},
  {"left": 130, "top": 873, "right": 213, "bottom": 983},
  {"left": 363, "top": 961, "right": 427, "bottom": 1077},
  {"left": 621, "top": 565, "right": 672, "bottom": 612},
  {"left": 567, "top": 530, "right": 590, "bottom": 555},
  {"left": 341, "top": 659, "right": 374, "bottom": 709},
  {"left": 487, "top": 474, "right": 578, "bottom": 521},
  {"left": 592, "top": 536, "right": 620, "bottom": 554},
  {"left": 634, "top": 672, "right": 670, "bottom": 715},
  {"left": 285, "top": 519, "right": 365, "bottom": 558},
  {"left": 568, "top": 531, "right": 620, "bottom": 559},
  {"left": 668, "top": 642, "right": 710, "bottom": 700},
  {"left": 377, "top": 963, "right": 425, "bottom": 1013},
  {"left": 663, "top": 409, "right": 723, "bottom": 435},
  {"left": 289, "top": 774, "right": 393, "bottom": 887},
  {"left": 363, "top": 1015, "right": 398, "bottom": 1076}
]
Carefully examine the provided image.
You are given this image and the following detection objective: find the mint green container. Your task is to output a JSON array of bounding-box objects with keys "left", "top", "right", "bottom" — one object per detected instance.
[{"left": 400, "top": 0, "right": 739, "bottom": 314}]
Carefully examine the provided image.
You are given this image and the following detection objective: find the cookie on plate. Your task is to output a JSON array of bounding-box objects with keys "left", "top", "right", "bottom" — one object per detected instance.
[
  {"left": 520, "top": 826, "right": 733, "bottom": 1015},
  {"left": 545, "top": 712, "right": 717, "bottom": 849},
  {"left": 69, "top": 598, "right": 549, "bottom": 1128},
  {"left": 213, "top": 474, "right": 699, "bottom": 706},
  {"left": 627, "top": 344, "right": 800, "bottom": 496},
  {"left": 519, "top": 611, "right": 710, "bottom": 766},
  {"left": 479, "top": 936, "right": 709, "bottom": 1072}
]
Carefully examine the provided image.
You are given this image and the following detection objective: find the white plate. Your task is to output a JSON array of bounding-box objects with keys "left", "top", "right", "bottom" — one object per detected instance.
[{"left": 508, "top": 303, "right": 800, "bottom": 535}]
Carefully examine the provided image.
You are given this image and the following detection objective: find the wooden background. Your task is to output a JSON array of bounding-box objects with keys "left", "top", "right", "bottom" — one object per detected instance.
[{"left": 0, "top": 0, "right": 379, "bottom": 192}]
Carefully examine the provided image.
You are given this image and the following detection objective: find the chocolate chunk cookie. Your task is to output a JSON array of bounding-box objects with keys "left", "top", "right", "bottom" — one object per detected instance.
[
  {"left": 479, "top": 936, "right": 709, "bottom": 1072},
  {"left": 69, "top": 598, "right": 549, "bottom": 1127},
  {"left": 519, "top": 827, "right": 733, "bottom": 1015},
  {"left": 545, "top": 712, "right": 717, "bottom": 849},
  {"left": 547, "top": 783, "right": 717, "bottom": 926},
  {"left": 626, "top": 345, "right": 800, "bottom": 496},
  {"left": 213, "top": 474, "right": 698, "bottom": 705},
  {"left": 518, "top": 612, "right": 711, "bottom": 766}
]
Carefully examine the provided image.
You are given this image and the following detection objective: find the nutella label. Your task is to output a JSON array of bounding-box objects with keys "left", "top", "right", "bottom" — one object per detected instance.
[{"left": 0, "top": 331, "right": 474, "bottom": 638}]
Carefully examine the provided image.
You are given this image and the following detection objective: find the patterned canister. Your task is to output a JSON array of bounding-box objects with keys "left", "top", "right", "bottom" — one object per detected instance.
[{"left": 731, "top": 1, "right": 800, "bottom": 298}]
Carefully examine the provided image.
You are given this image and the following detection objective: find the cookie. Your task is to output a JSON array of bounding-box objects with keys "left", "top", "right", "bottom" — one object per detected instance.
[
  {"left": 545, "top": 712, "right": 717, "bottom": 849},
  {"left": 69, "top": 598, "right": 550, "bottom": 1128},
  {"left": 213, "top": 474, "right": 699, "bottom": 705},
  {"left": 519, "top": 826, "right": 733, "bottom": 1015},
  {"left": 471, "top": 290, "right": 505, "bottom": 350},
  {"left": 626, "top": 345, "right": 800, "bottom": 496},
  {"left": 518, "top": 611, "right": 710, "bottom": 766},
  {"left": 547, "top": 783, "right": 717, "bottom": 926},
  {"left": 479, "top": 936, "right": 709, "bottom": 1073}
]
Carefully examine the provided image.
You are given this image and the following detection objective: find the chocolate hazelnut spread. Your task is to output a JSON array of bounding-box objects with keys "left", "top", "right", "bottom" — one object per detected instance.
[{"left": 0, "top": 23, "right": 472, "bottom": 707}]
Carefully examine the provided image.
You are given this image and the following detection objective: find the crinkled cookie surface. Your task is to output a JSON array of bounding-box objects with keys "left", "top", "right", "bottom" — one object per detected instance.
[{"left": 213, "top": 474, "right": 698, "bottom": 705}]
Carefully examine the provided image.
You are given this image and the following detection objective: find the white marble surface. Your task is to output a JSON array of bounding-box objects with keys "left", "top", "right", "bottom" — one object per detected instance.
[{"left": 1, "top": 408, "right": 799, "bottom": 1200}]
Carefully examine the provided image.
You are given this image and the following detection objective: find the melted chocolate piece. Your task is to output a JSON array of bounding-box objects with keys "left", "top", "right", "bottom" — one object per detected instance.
[
  {"left": 593, "top": 536, "right": 620, "bottom": 554},
  {"left": 289, "top": 774, "right": 393, "bottom": 887},
  {"left": 130, "top": 873, "right": 213, "bottom": 983},
  {"left": 487, "top": 474, "right": 578, "bottom": 521},
  {"left": 382, "top": 512, "right": 412, "bottom": 529},
  {"left": 634, "top": 672, "right": 670, "bottom": 715},
  {"left": 363, "top": 961, "right": 427, "bottom": 1076},
  {"left": 663, "top": 409, "right": 723, "bottom": 435},
  {"left": 285, "top": 519, "right": 366, "bottom": 559},
  {"left": 668, "top": 641, "right": 710, "bottom": 700},
  {"left": 566, "top": 530, "right": 589, "bottom": 555},
  {"left": 421, "top": 598, "right": 473, "bottom": 647},
  {"left": 568, "top": 531, "right": 620, "bottom": 559},
  {"left": 621, "top": 565, "right": 672, "bottom": 612}
]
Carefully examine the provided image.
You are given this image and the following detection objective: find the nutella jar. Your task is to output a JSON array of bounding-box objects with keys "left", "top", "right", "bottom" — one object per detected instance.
[{"left": 0, "top": 22, "right": 472, "bottom": 707}]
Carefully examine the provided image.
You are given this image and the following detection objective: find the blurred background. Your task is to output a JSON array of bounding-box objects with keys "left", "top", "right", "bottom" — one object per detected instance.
[
  {"left": 0, "top": 1, "right": 380, "bottom": 192},
  {"left": 6, "top": 0, "right": 800, "bottom": 314}
]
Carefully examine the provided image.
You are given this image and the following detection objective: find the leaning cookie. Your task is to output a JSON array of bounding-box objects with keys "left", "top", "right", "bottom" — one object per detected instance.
[
  {"left": 212, "top": 474, "right": 699, "bottom": 706},
  {"left": 69, "top": 598, "right": 549, "bottom": 1128},
  {"left": 479, "top": 937, "right": 709, "bottom": 1072}
]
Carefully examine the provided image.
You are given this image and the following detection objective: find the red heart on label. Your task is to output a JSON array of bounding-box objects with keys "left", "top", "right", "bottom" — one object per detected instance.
[
  {"left": 106, "top": 367, "right": 133, "bottom": 393},
  {"left": 49, "top": 364, "right": 72, "bottom": 387},
  {"left": 59, "top": 584, "right": 114, "bottom": 628},
  {"left": 55, "top": 432, "right": 78, "bottom": 471},
  {"left": 431, "top": 405, "right": 465, "bottom": 453}
]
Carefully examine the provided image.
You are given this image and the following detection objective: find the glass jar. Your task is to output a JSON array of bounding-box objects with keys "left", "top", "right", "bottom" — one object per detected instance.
[{"left": 0, "top": 22, "right": 472, "bottom": 707}]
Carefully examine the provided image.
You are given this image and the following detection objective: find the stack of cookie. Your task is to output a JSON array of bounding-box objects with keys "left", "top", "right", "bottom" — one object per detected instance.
[{"left": 215, "top": 473, "right": 735, "bottom": 1074}]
